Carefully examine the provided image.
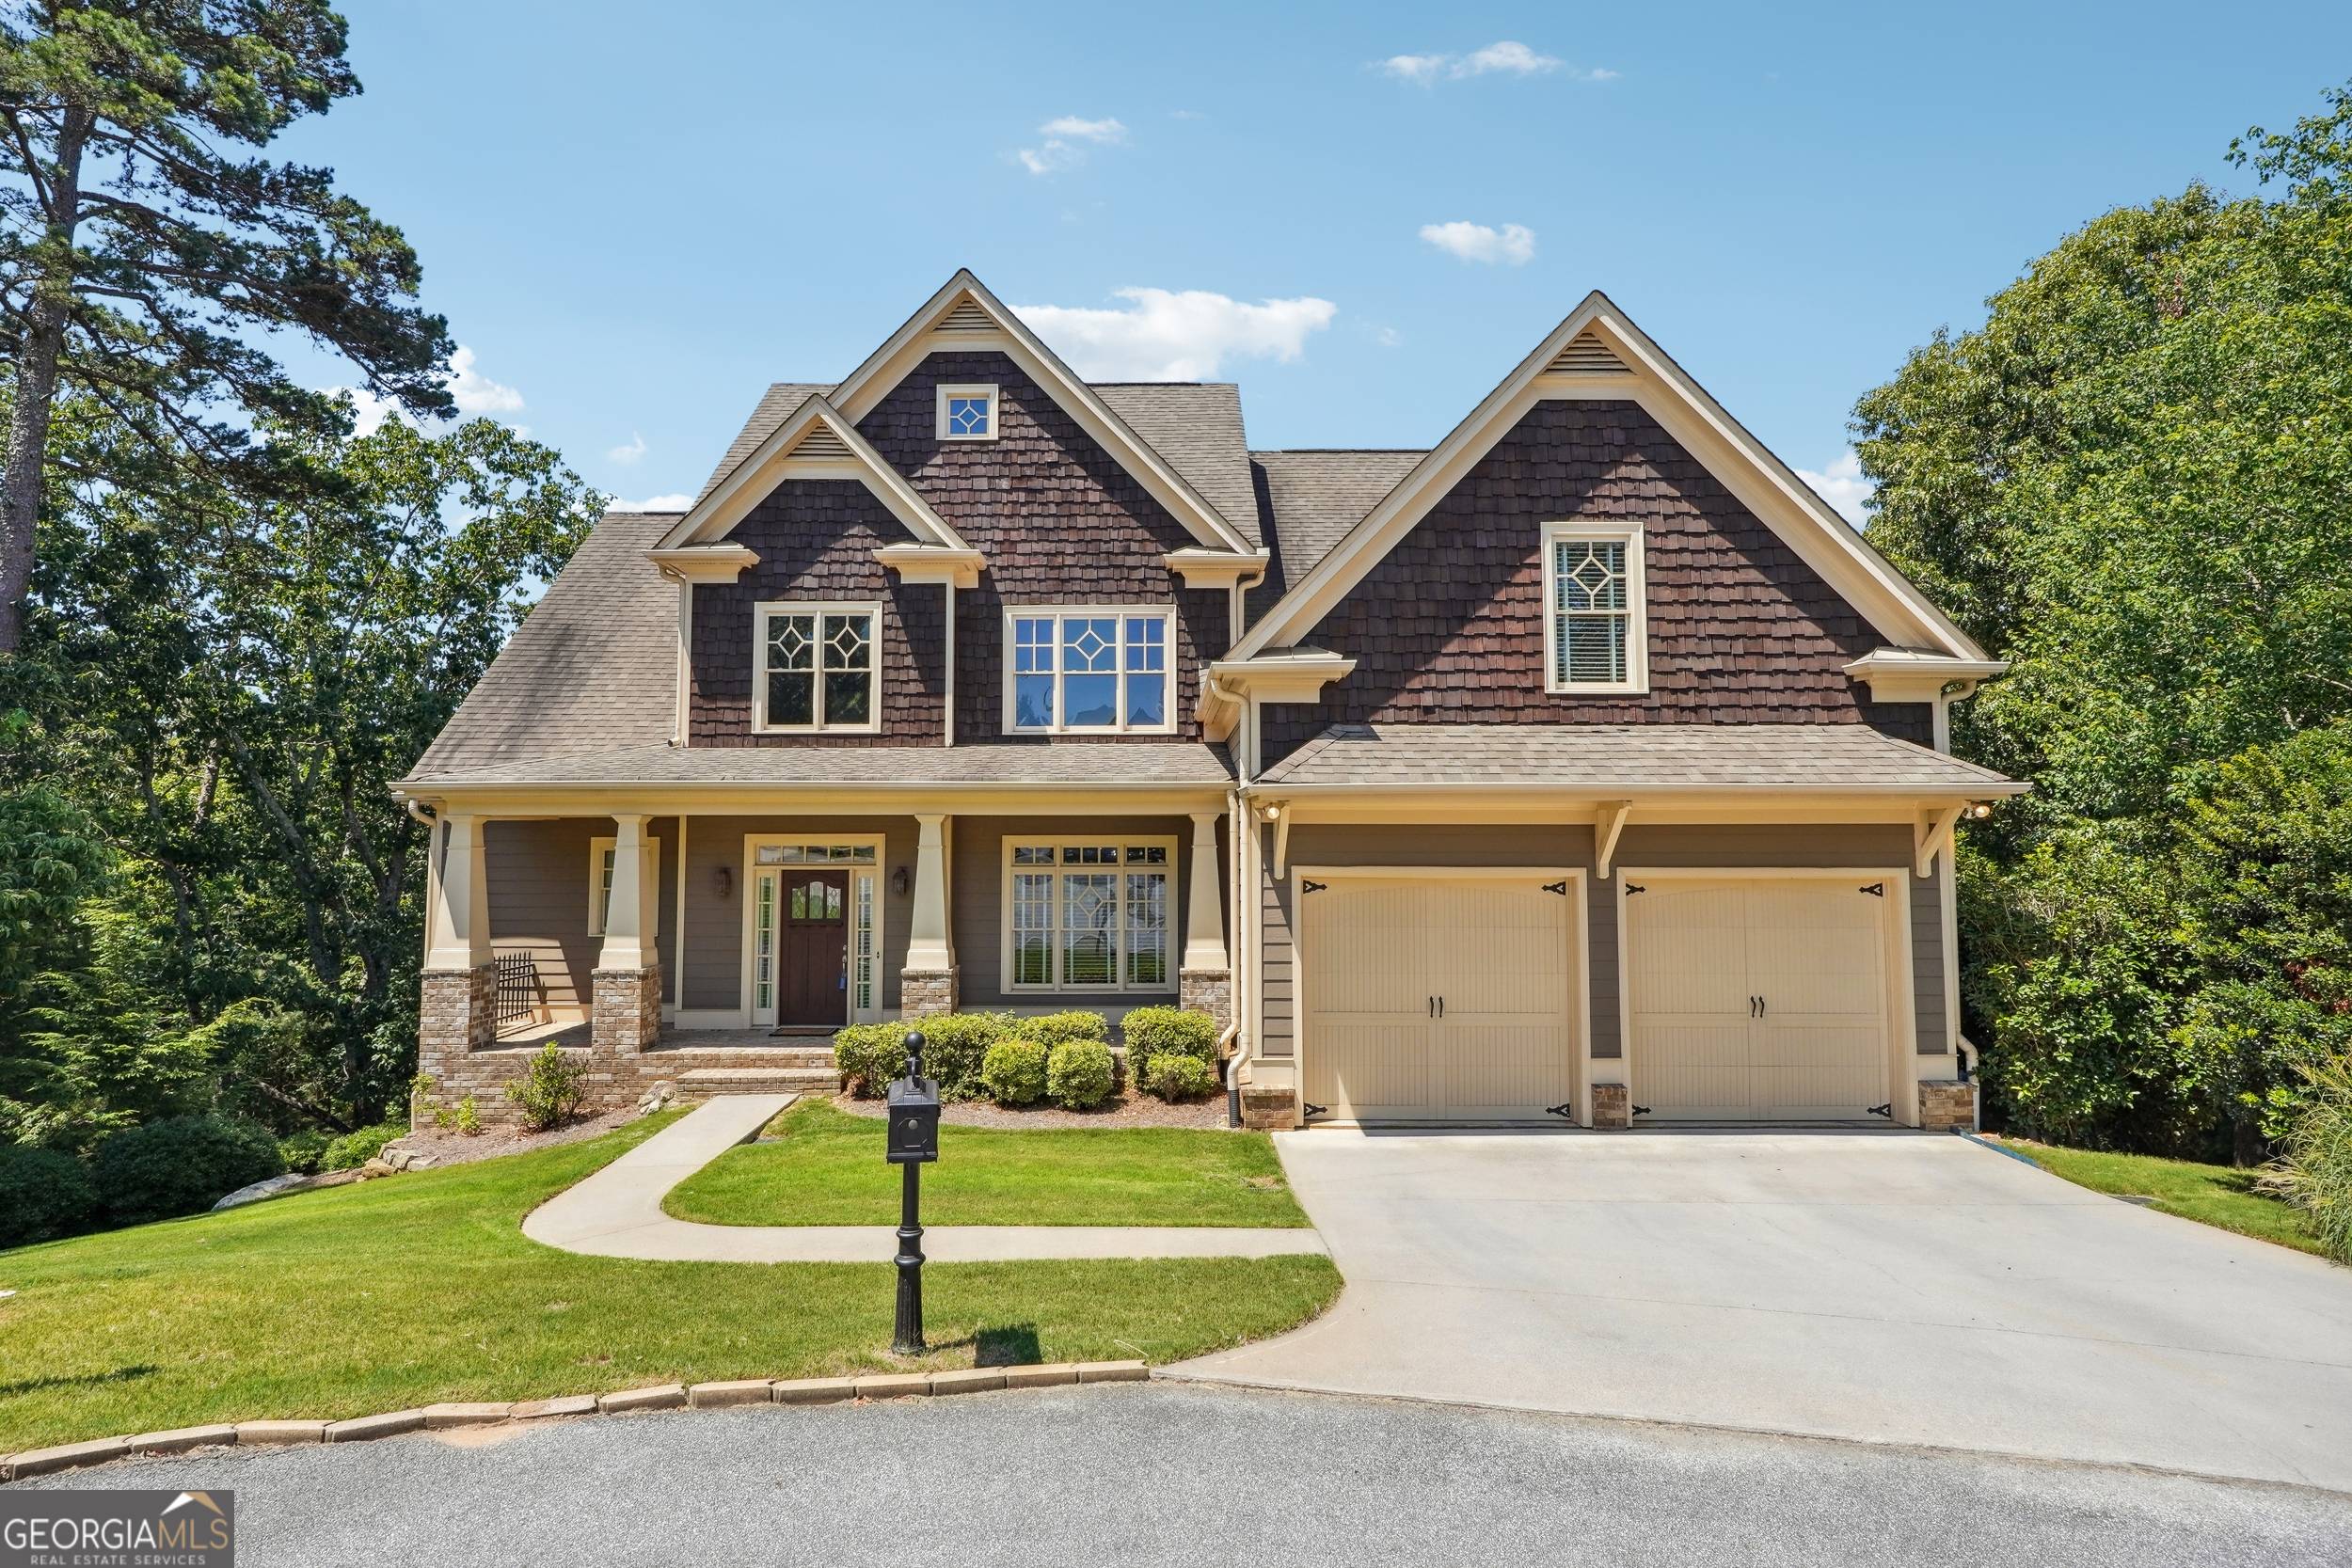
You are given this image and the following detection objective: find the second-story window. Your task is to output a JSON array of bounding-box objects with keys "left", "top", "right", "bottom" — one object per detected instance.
[
  {"left": 936, "top": 383, "right": 999, "bottom": 441},
  {"left": 755, "top": 602, "right": 881, "bottom": 732},
  {"left": 1008, "top": 609, "right": 1172, "bottom": 734},
  {"left": 1543, "top": 521, "right": 1648, "bottom": 693}
]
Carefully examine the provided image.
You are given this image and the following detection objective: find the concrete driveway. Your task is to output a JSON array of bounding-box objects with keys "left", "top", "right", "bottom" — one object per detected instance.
[{"left": 1164, "top": 1129, "right": 2352, "bottom": 1492}]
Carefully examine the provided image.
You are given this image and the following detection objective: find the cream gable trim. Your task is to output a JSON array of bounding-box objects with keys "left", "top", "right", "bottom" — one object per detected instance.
[
  {"left": 1231, "top": 292, "right": 1992, "bottom": 664},
  {"left": 655, "top": 394, "right": 975, "bottom": 554},
  {"left": 1843, "top": 649, "right": 2010, "bottom": 704},
  {"left": 823, "top": 270, "right": 1259, "bottom": 556}
]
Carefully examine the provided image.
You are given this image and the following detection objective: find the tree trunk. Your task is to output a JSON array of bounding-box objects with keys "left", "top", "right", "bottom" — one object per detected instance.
[{"left": 0, "top": 108, "right": 89, "bottom": 654}]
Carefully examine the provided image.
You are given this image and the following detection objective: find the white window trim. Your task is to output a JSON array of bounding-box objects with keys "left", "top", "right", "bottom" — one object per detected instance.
[
  {"left": 739, "top": 835, "right": 886, "bottom": 1027},
  {"left": 935, "top": 383, "right": 1001, "bottom": 442},
  {"left": 753, "top": 600, "right": 883, "bottom": 734},
  {"left": 1000, "top": 605, "right": 1178, "bottom": 736},
  {"left": 587, "top": 835, "right": 662, "bottom": 937},
  {"left": 1000, "top": 836, "right": 1181, "bottom": 994},
  {"left": 1542, "top": 520, "right": 1649, "bottom": 694}
]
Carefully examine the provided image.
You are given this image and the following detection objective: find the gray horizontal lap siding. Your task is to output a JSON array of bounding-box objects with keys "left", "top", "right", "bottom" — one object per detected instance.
[
  {"left": 1260, "top": 400, "right": 1932, "bottom": 768},
  {"left": 678, "top": 816, "right": 921, "bottom": 1013},
  {"left": 954, "top": 815, "right": 1208, "bottom": 1012},
  {"left": 485, "top": 817, "right": 677, "bottom": 1007},
  {"left": 1261, "top": 821, "right": 1946, "bottom": 1064}
]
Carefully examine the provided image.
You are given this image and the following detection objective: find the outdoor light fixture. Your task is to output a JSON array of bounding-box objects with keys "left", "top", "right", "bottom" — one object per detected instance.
[
  {"left": 891, "top": 864, "right": 910, "bottom": 896},
  {"left": 1966, "top": 802, "right": 1994, "bottom": 819},
  {"left": 884, "top": 1030, "right": 940, "bottom": 1355},
  {"left": 714, "top": 865, "right": 733, "bottom": 899}
]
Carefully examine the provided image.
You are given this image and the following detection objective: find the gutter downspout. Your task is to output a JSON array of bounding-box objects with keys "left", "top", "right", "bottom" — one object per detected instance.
[{"left": 944, "top": 581, "right": 956, "bottom": 749}]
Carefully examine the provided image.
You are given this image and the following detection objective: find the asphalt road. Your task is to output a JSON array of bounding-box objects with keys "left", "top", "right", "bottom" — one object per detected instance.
[{"left": 13, "top": 1384, "right": 2349, "bottom": 1566}]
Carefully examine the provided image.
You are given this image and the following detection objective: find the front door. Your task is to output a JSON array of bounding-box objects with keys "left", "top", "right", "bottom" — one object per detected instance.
[{"left": 777, "top": 870, "right": 850, "bottom": 1025}]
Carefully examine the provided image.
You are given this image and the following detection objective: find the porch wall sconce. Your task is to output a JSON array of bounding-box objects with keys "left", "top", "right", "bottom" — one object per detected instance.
[
  {"left": 714, "top": 865, "right": 733, "bottom": 899},
  {"left": 892, "top": 865, "right": 910, "bottom": 896}
]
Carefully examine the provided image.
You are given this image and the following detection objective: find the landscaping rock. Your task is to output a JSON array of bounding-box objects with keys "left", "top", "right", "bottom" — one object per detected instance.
[
  {"left": 421, "top": 1402, "right": 511, "bottom": 1428},
  {"left": 130, "top": 1424, "right": 239, "bottom": 1454},
  {"left": 927, "top": 1369, "right": 1007, "bottom": 1396},
  {"left": 634, "top": 1081, "right": 677, "bottom": 1118},
  {"left": 852, "top": 1373, "right": 932, "bottom": 1400},
  {"left": 235, "top": 1420, "right": 326, "bottom": 1445},
  {"left": 324, "top": 1409, "right": 425, "bottom": 1442},
  {"left": 353, "top": 1158, "right": 403, "bottom": 1181},
  {"left": 598, "top": 1384, "right": 687, "bottom": 1414},
  {"left": 998, "top": 1363, "right": 1081, "bottom": 1388},
  {"left": 771, "top": 1377, "right": 860, "bottom": 1405},
  {"left": 8, "top": 1435, "right": 133, "bottom": 1477},
  {"left": 688, "top": 1379, "right": 773, "bottom": 1408},
  {"left": 212, "top": 1171, "right": 321, "bottom": 1211},
  {"left": 1075, "top": 1360, "right": 1150, "bottom": 1383}
]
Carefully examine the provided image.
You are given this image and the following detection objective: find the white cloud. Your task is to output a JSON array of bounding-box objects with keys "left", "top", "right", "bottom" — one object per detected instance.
[
  {"left": 1013, "top": 287, "right": 1339, "bottom": 380},
  {"left": 1381, "top": 41, "right": 1612, "bottom": 85},
  {"left": 608, "top": 432, "right": 648, "bottom": 465},
  {"left": 1797, "top": 450, "right": 1875, "bottom": 528},
  {"left": 1019, "top": 116, "right": 1127, "bottom": 174},
  {"left": 1420, "top": 221, "right": 1537, "bottom": 264},
  {"left": 448, "top": 344, "right": 525, "bottom": 417},
  {"left": 612, "top": 493, "right": 695, "bottom": 513}
]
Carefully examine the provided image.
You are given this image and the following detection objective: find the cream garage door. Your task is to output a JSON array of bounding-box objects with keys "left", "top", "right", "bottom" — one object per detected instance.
[
  {"left": 1625, "top": 877, "right": 1893, "bottom": 1121},
  {"left": 1299, "top": 874, "right": 1576, "bottom": 1123}
]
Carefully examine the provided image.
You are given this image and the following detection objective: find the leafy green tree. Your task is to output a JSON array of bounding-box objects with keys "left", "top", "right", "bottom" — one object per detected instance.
[{"left": 0, "top": 0, "right": 453, "bottom": 652}]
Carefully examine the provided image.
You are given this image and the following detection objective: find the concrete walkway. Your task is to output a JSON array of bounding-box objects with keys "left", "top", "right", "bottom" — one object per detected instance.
[
  {"left": 521, "top": 1094, "right": 1327, "bottom": 1263},
  {"left": 1164, "top": 1128, "right": 2352, "bottom": 1491}
]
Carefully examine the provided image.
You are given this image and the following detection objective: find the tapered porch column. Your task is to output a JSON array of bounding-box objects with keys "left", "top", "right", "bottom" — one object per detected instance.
[
  {"left": 418, "top": 815, "right": 496, "bottom": 1107},
  {"left": 900, "top": 813, "right": 957, "bottom": 1018},
  {"left": 1179, "top": 809, "right": 1232, "bottom": 1031},
  {"left": 594, "top": 814, "right": 663, "bottom": 1054}
]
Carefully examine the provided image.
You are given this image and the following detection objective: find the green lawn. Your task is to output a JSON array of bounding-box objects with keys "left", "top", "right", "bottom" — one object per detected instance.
[
  {"left": 2002, "top": 1136, "right": 2327, "bottom": 1257},
  {"left": 0, "top": 1112, "right": 1340, "bottom": 1455},
  {"left": 665, "top": 1101, "right": 1311, "bottom": 1228}
]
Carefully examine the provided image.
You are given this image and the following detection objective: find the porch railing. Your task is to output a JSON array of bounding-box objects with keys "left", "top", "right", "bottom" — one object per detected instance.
[{"left": 495, "top": 954, "right": 540, "bottom": 1031}]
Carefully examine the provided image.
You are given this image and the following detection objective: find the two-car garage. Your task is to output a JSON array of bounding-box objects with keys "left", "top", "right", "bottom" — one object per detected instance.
[{"left": 1293, "top": 864, "right": 1908, "bottom": 1127}]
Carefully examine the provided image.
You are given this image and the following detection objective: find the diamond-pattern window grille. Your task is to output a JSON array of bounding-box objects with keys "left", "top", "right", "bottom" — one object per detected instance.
[
  {"left": 946, "top": 395, "right": 990, "bottom": 436},
  {"left": 822, "top": 614, "right": 870, "bottom": 671},
  {"left": 1552, "top": 539, "right": 1632, "bottom": 685},
  {"left": 763, "top": 609, "right": 872, "bottom": 728},
  {"left": 1009, "top": 843, "right": 1180, "bottom": 990},
  {"left": 1011, "top": 611, "right": 1173, "bottom": 731}
]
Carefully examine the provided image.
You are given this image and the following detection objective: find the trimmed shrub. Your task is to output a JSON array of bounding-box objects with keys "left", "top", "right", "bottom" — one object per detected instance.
[
  {"left": 504, "top": 1042, "right": 591, "bottom": 1132},
  {"left": 91, "top": 1116, "right": 285, "bottom": 1227},
  {"left": 1141, "top": 1052, "right": 1220, "bottom": 1102},
  {"left": 0, "top": 1145, "right": 100, "bottom": 1248},
  {"left": 1047, "top": 1039, "right": 1115, "bottom": 1111},
  {"left": 278, "top": 1128, "right": 335, "bottom": 1176},
  {"left": 1120, "top": 1006, "right": 1218, "bottom": 1067},
  {"left": 834, "top": 1014, "right": 1017, "bottom": 1100},
  {"left": 321, "top": 1121, "right": 407, "bottom": 1172},
  {"left": 981, "top": 1038, "right": 1051, "bottom": 1106},
  {"left": 1023, "top": 1011, "right": 1108, "bottom": 1048},
  {"left": 833, "top": 1022, "right": 911, "bottom": 1097}
]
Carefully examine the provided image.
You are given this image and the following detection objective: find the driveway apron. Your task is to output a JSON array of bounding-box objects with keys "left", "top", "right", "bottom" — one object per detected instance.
[{"left": 1163, "top": 1129, "right": 2352, "bottom": 1491}]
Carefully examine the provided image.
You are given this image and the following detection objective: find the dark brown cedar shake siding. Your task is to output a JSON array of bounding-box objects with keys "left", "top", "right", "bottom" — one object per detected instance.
[
  {"left": 689, "top": 479, "right": 946, "bottom": 746},
  {"left": 1261, "top": 400, "right": 1932, "bottom": 766},
  {"left": 856, "top": 351, "right": 1226, "bottom": 743}
]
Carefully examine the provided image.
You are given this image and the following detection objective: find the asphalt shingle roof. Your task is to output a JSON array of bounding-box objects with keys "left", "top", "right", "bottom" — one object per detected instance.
[
  {"left": 1251, "top": 450, "right": 1425, "bottom": 583},
  {"left": 694, "top": 383, "right": 835, "bottom": 506},
  {"left": 411, "top": 740, "right": 1236, "bottom": 789},
  {"left": 1091, "top": 383, "right": 1260, "bottom": 548},
  {"left": 1255, "top": 722, "right": 2022, "bottom": 791}
]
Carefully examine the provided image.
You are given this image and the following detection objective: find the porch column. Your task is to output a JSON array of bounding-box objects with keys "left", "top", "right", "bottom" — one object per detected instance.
[
  {"left": 418, "top": 815, "right": 495, "bottom": 1115},
  {"left": 1179, "top": 809, "right": 1232, "bottom": 1032},
  {"left": 593, "top": 814, "right": 662, "bottom": 1055},
  {"left": 901, "top": 813, "right": 957, "bottom": 1017}
]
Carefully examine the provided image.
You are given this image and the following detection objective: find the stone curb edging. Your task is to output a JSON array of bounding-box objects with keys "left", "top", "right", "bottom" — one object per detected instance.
[{"left": 0, "top": 1363, "right": 1150, "bottom": 1482}]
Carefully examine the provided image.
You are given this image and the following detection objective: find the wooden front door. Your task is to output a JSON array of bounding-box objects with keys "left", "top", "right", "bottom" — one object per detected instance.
[{"left": 779, "top": 870, "right": 850, "bottom": 1026}]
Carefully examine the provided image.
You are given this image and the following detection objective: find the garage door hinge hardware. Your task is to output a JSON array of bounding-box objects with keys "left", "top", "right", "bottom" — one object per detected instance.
[
  {"left": 1632, "top": 1105, "right": 1653, "bottom": 1117},
  {"left": 1301, "top": 879, "right": 1327, "bottom": 894},
  {"left": 1544, "top": 1102, "right": 1575, "bottom": 1119},
  {"left": 1624, "top": 883, "right": 1645, "bottom": 895},
  {"left": 1302, "top": 1102, "right": 1329, "bottom": 1120},
  {"left": 1542, "top": 880, "right": 1568, "bottom": 895},
  {"left": 1859, "top": 882, "right": 1885, "bottom": 897},
  {"left": 1867, "top": 1102, "right": 1892, "bottom": 1118}
]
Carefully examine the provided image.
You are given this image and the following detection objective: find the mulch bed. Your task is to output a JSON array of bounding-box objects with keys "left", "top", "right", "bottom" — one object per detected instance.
[
  {"left": 826, "top": 1091, "right": 1232, "bottom": 1132},
  {"left": 384, "top": 1107, "right": 641, "bottom": 1170}
]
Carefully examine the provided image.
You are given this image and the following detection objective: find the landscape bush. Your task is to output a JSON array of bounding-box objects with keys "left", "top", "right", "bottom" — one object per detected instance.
[
  {"left": 91, "top": 1115, "right": 284, "bottom": 1226},
  {"left": 1140, "top": 1053, "right": 1219, "bottom": 1102},
  {"left": 834, "top": 1013, "right": 1016, "bottom": 1100},
  {"left": 503, "top": 1042, "right": 591, "bottom": 1132},
  {"left": 277, "top": 1128, "right": 335, "bottom": 1175},
  {"left": 320, "top": 1120, "right": 408, "bottom": 1172},
  {"left": 0, "top": 1145, "right": 101, "bottom": 1248},
  {"left": 2263, "top": 1056, "right": 2352, "bottom": 1262},
  {"left": 1021, "top": 1011, "right": 1107, "bottom": 1047},
  {"left": 980, "top": 1038, "right": 1050, "bottom": 1106},
  {"left": 832, "top": 1022, "right": 911, "bottom": 1096},
  {"left": 1046, "top": 1039, "right": 1115, "bottom": 1111},
  {"left": 1120, "top": 1006, "right": 1218, "bottom": 1067}
]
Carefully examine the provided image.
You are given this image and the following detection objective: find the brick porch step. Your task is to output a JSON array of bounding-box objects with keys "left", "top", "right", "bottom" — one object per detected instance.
[{"left": 675, "top": 1066, "right": 841, "bottom": 1096}]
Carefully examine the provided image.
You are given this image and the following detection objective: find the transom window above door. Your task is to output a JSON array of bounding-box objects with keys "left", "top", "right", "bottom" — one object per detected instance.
[
  {"left": 1007, "top": 609, "right": 1172, "bottom": 733},
  {"left": 935, "top": 383, "right": 999, "bottom": 441},
  {"left": 1005, "top": 840, "right": 1175, "bottom": 992},
  {"left": 1542, "top": 521, "right": 1648, "bottom": 693},
  {"left": 755, "top": 602, "right": 880, "bottom": 732}
]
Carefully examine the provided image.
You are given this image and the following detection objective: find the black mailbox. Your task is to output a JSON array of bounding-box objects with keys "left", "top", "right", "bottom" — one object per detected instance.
[{"left": 886, "top": 1032, "right": 939, "bottom": 1164}]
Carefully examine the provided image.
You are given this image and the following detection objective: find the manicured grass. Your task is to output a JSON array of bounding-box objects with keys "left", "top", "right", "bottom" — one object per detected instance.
[
  {"left": 2001, "top": 1136, "right": 2327, "bottom": 1257},
  {"left": 664, "top": 1101, "right": 1311, "bottom": 1228},
  {"left": 0, "top": 1113, "right": 1340, "bottom": 1454}
]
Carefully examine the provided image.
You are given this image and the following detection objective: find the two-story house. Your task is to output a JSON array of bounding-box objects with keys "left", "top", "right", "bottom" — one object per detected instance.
[{"left": 394, "top": 271, "right": 2023, "bottom": 1132}]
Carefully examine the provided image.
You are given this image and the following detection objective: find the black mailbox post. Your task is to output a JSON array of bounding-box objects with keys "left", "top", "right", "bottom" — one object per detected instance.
[{"left": 885, "top": 1030, "right": 939, "bottom": 1354}]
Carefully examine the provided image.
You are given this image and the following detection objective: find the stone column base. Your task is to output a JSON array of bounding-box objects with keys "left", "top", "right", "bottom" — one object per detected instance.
[
  {"left": 899, "top": 967, "right": 958, "bottom": 1018},
  {"left": 1590, "top": 1083, "right": 1630, "bottom": 1131},
  {"left": 419, "top": 964, "right": 497, "bottom": 1071},
  {"left": 1179, "top": 967, "right": 1232, "bottom": 1034},
  {"left": 593, "top": 964, "right": 664, "bottom": 1055},
  {"left": 1918, "top": 1080, "right": 1976, "bottom": 1132},
  {"left": 1240, "top": 1085, "right": 1298, "bottom": 1132}
]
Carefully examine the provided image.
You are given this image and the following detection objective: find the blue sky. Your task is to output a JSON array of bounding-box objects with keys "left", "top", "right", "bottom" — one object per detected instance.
[{"left": 277, "top": 1, "right": 2352, "bottom": 522}]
